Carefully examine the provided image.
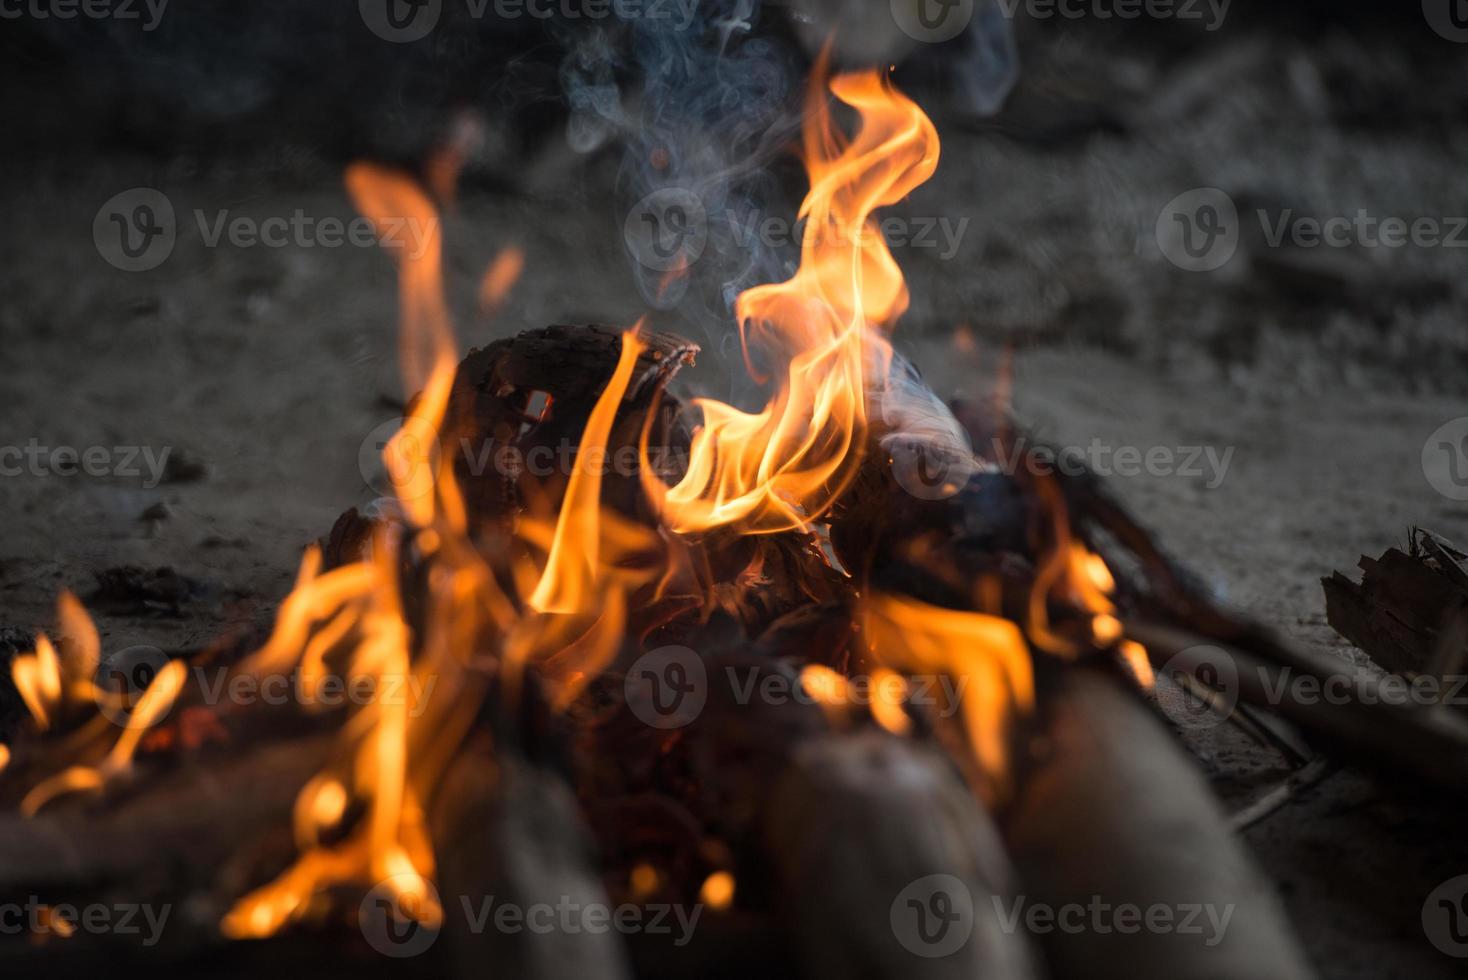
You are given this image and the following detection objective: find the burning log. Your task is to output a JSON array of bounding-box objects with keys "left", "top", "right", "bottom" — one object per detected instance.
[
  {"left": 765, "top": 732, "right": 1040, "bottom": 980},
  {"left": 0, "top": 735, "right": 330, "bottom": 898},
  {"left": 431, "top": 733, "right": 632, "bottom": 980},
  {"left": 0, "top": 734, "right": 335, "bottom": 969},
  {"left": 445, "top": 322, "right": 698, "bottom": 529},
  {"left": 1002, "top": 666, "right": 1315, "bottom": 980}
]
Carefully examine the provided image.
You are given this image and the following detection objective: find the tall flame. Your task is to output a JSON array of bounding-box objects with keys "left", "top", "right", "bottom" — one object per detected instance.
[{"left": 645, "top": 67, "right": 939, "bottom": 535}]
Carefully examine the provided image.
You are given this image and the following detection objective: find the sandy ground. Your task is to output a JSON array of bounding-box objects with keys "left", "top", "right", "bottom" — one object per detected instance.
[{"left": 2, "top": 142, "right": 1466, "bottom": 977}]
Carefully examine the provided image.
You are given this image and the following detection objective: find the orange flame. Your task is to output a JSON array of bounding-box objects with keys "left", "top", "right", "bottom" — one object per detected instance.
[
  {"left": 645, "top": 67, "right": 939, "bottom": 535},
  {"left": 223, "top": 167, "right": 512, "bottom": 938},
  {"left": 479, "top": 247, "right": 525, "bottom": 318},
  {"left": 864, "top": 594, "right": 1033, "bottom": 793},
  {"left": 529, "top": 328, "right": 647, "bottom": 614}
]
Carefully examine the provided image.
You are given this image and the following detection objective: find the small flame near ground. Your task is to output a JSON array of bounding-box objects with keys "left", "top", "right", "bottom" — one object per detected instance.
[{"left": 3, "top": 64, "right": 1146, "bottom": 939}]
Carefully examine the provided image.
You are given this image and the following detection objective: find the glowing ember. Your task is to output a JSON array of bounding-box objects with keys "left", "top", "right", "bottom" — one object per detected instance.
[
  {"left": 699, "top": 870, "right": 736, "bottom": 911},
  {"left": 1119, "top": 640, "right": 1156, "bottom": 689}
]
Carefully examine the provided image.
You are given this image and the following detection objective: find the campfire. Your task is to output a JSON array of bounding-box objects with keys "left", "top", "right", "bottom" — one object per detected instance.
[{"left": 4, "top": 58, "right": 1466, "bottom": 980}]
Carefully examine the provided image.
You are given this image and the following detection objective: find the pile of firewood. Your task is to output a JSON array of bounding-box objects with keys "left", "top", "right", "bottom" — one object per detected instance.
[{"left": 3, "top": 324, "right": 1466, "bottom": 979}]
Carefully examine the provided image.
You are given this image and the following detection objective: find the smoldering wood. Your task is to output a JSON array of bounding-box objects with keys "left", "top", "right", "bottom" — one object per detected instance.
[
  {"left": 764, "top": 732, "right": 1040, "bottom": 980},
  {"left": 1002, "top": 667, "right": 1315, "bottom": 980}
]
